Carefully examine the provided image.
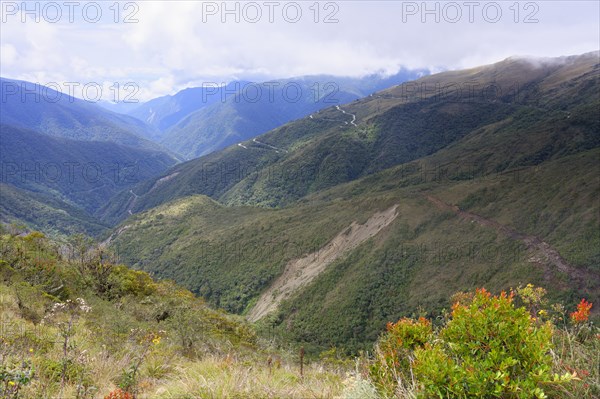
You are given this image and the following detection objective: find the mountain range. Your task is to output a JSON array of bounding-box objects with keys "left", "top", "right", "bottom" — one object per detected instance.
[
  {"left": 0, "top": 70, "right": 429, "bottom": 234},
  {"left": 99, "top": 52, "right": 599, "bottom": 351}
]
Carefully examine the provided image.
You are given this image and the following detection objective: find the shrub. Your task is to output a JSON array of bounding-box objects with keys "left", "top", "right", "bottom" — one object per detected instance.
[
  {"left": 107, "top": 266, "right": 157, "bottom": 298},
  {"left": 369, "top": 317, "right": 431, "bottom": 396},
  {"left": 414, "top": 288, "right": 566, "bottom": 398},
  {"left": 570, "top": 299, "right": 592, "bottom": 324},
  {"left": 0, "top": 361, "right": 34, "bottom": 399},
  {"left": 372, "top": 288, "right": 577, "bottom": 398}
]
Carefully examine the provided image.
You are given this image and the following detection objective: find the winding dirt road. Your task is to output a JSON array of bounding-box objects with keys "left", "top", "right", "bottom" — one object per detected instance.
[{"left": 336, "top": 105, "right": 357, "bottom": 126}]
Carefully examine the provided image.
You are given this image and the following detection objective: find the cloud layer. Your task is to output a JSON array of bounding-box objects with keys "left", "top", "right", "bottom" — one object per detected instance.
[{"left": 1, "top": 1, "right": 598, "bottom": 101}]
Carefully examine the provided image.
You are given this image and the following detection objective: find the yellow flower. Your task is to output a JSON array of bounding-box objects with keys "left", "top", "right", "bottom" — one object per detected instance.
[
  {"left": 538, "top": 310, "right": 547, "bottom": 316},
  {"left": 8, "top": 381, "right": 15, "bottom": 386},
  {"left": 152, "top": 337, "right": 161, "bottom": 345},
  {"left": 29, "top": 348, "right": 34, "bottom": 353}
]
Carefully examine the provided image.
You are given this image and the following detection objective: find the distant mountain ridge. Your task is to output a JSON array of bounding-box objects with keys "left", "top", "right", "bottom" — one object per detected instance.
[
  {"left": 119, "top": 70, "right": 428, "bottom": 159},
  {"left": 0, "top": 78, "right": 180, "bottom": 234},
  {"left": 126, "top": 81, "right": 253, "bottom": 138},
  {"left": 0, "top": 78, "right": 170, "bottom": 153}
]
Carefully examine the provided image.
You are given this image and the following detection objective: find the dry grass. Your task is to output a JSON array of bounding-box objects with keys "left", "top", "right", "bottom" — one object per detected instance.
[
  {"left": 1, "top": 282, "right": 345, "bottom": 399},
  {"left": 151, "top": 354, "right": 344, "bottom": 399}
]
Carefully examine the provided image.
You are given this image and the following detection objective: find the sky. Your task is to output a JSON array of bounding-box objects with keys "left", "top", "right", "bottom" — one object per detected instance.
[{"left": 1, "top": 0, "right": 598, "bottom": 101}]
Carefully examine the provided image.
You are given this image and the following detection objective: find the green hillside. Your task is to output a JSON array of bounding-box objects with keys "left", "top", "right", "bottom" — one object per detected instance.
[
  {"left": 0, "top": 125, "right": 178, "bottom": 215},
  {"left": 106, "top": 53, "right": 599, "bottom": 353},
  {"left": 100, "top": 52, "right": 599, "bottom": 225},
  {"left": 108, "top": 147, "right": 599, "bottom": 351},
  {"left": 0, "top": 184, "right": 107, "bottom": 236}
]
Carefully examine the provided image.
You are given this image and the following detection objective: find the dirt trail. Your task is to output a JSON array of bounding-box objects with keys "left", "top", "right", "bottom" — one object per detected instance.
[
  {"left": 336, "top": 105, "right": 357, "bottom": 126},
  {"left": 252, "top": 138, "right": 288, "bottom": 153},
  {"left": 247, "top": 205, "right": 399, "bottom": 322},
  {"left": 127, "top": 190, "right": 138, "bottom": 215},
  {"left": 424, "top": 195, "right": 599, "bottom": 288}
]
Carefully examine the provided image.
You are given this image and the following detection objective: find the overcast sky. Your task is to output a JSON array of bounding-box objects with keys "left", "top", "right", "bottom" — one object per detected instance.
[{"left": 1, "top": 1, "right": 598, "bottom": 101}]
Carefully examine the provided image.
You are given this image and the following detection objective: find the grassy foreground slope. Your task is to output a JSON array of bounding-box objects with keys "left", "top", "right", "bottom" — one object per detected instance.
[{"left": 0, "top": 229, "right": 344, "bottom": 398}]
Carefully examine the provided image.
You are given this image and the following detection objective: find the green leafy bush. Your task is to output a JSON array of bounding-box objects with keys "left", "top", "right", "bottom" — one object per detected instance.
[
  {"left": 371, "top": 288, "right": 579, "bottom": 398},
  {"left": 107, "top": 266, "right": 157, "bottom": 298},
  {"left": 416, "top": 289, "right": 564, "bottom": 398}
]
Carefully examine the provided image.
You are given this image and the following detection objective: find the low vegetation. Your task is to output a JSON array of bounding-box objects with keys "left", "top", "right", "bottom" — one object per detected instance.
[
  {"left": 2, "top": 228, "right": 597, "bottom": 398},
  {"left": 0, "top": 229, "right": 345, "bottom": 398}
]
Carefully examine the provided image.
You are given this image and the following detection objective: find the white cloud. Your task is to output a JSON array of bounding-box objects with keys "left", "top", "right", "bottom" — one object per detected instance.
[
  {"left": 0, "top": 43, "right": 17, "bottom": 65},
  {"left": 1, "top": 1, "right": 598, "bottom": 101}
]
